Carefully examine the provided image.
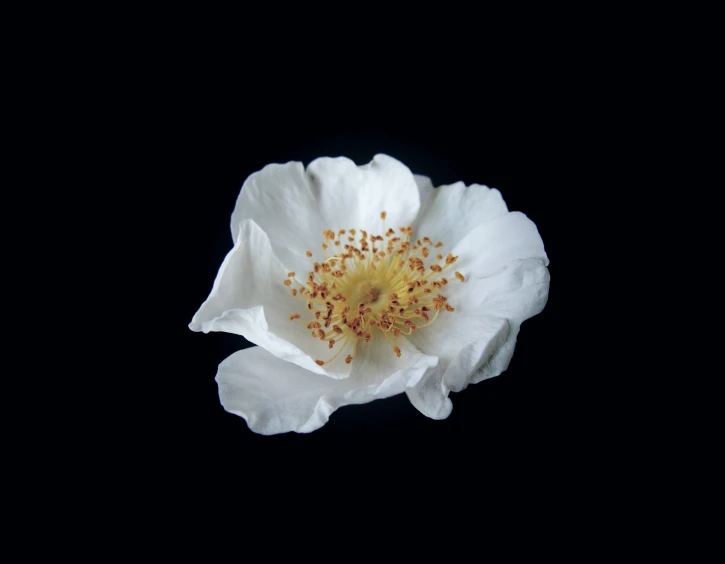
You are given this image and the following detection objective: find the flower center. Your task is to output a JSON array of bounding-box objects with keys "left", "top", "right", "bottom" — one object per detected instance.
[
  {"left": 357, "top": 281, "right": 380, "bottom": 305},
  {"left": 285, "top": 211, "right": 466, "bottom": 366}
]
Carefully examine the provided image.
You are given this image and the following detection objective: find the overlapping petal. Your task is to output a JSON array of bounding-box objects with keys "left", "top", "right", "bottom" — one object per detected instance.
[
  {"left": 442, "top": 212, "right": 549, "bottom": 317},
  {"left": 405, "top": 212, "right": 549, "bottom": 418},
  {"left": 189, "top": 219, "right": 353, "bottom": 378},
  {"left": 413, "top": 174, "right": 435, "bottom": 205},
  {"left": 230, "top": 154, "right": 422, "bottom": 276},
  {"left": 217, "top": 339, "right": 437, "bottom": 435},
  {"left": 406, "top": 314, "right": 511, "bottom": 419},
  {"left": 413, "top": 181, "right": 509, "bottom": 251}
]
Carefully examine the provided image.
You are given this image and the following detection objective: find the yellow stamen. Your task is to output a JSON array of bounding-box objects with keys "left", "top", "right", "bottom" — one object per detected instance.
[{"left": 287, "top": 211, "right": 456, "bottom": 362}]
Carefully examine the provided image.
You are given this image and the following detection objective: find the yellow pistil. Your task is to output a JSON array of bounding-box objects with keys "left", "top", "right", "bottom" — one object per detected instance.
[{"left": 284, "top": 212, "right": 459, "bottom": 365}]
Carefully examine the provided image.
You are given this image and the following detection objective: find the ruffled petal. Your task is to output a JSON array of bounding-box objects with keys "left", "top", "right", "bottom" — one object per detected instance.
[
  {"left": 431, "top": 256, "right": 549, "bottom": 393},
  {"left": 217, "top": 343, "right": 437, "bottom": 435},
  {"left": 446, "top": 257, "right": 550, "bottom": 327},
  {"left": 405, "top": 212, "right": 549, "bottom": 419},
  {"left": 406, "top": 315, "right": 510, "bottom": 418},
  {"left": 189, "top": 219, "right": 354, "bottom": 379},
  {"left": 230, "top": 154, "right": 422, "bottom": 275},
  {"left": 413, "top": 181, "right": 509, "bottom": 251},
  {"left": 443, "top": 212, "right": 549, "bottom": 319}
]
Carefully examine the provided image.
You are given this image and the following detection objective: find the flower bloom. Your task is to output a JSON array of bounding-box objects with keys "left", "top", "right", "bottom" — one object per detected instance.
[{"left": 190, "top": 154, "right": 549, "bottom": 434}]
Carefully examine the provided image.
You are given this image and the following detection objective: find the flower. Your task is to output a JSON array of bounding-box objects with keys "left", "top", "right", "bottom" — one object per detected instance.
[{"left": 189, "top": 154, "right": 549, "bottom": 434}]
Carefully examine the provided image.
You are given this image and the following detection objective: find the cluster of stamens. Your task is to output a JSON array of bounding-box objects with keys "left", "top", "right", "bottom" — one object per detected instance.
[{"left": 284, "top": 211, "right": 465, "bottom": 366}]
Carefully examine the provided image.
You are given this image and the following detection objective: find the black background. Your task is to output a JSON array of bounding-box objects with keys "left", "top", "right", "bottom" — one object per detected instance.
[{"left": 28, "top": 14, "right": 654, "bottom": 548}]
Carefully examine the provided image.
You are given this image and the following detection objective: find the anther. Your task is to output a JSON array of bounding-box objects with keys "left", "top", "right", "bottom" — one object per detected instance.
[
  {"left": 289, "top": 314, "right": 300, "bottom": 320},
  {"left": 283, "top": 280, "right": 291, "bottom": 286},
  {"left": 393, "top": 346, "right": 401, "bottom": 358},
  {"left": 315, "top": 360, "right": 325, "bottom": 366},
  {"left": 381, "top": 211, "right": 387, "bottom": 220},
  {"left": 345, "top": 355, "right": 353, "bottom": 364},
  {"left": 455, "top": 272, "right": 465, "bottom": 282},
  {"left": 306, "top": 250, "right": 312, "bottom": 257}
]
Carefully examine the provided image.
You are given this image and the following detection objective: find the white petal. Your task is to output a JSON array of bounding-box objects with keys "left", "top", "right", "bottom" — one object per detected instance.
[
  {"left": 217, "top": 343, "right": 437, "bottom": 435},
  {"left": 413, "top": 174, "right": 434, "bottom": 206},
  {"left": 406, "top": 315, "right": 510, "bottom": 418},
  {"left": 413, "top": 181, "right": 509, "bottom": 250},
  {"left": 189, "top": 219, "right": 353, "bottom": 379},
  {"left": 444, "top": 212, "right": 549, "bottom": 320},
  {"left": 230, "top": 154, "right": 421, "bottom": 276},
  {"left": 348, "top": 332, "right": 438, "bottom": 394},
  {"left": 447, "top": 257, "right": 550, "bottom": 326},
  {"left": 406, "top": 212, "right": 549, "bottom": 419},
  {"left": 435, "top": 256, "right": 549, "bottom": 388}
]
